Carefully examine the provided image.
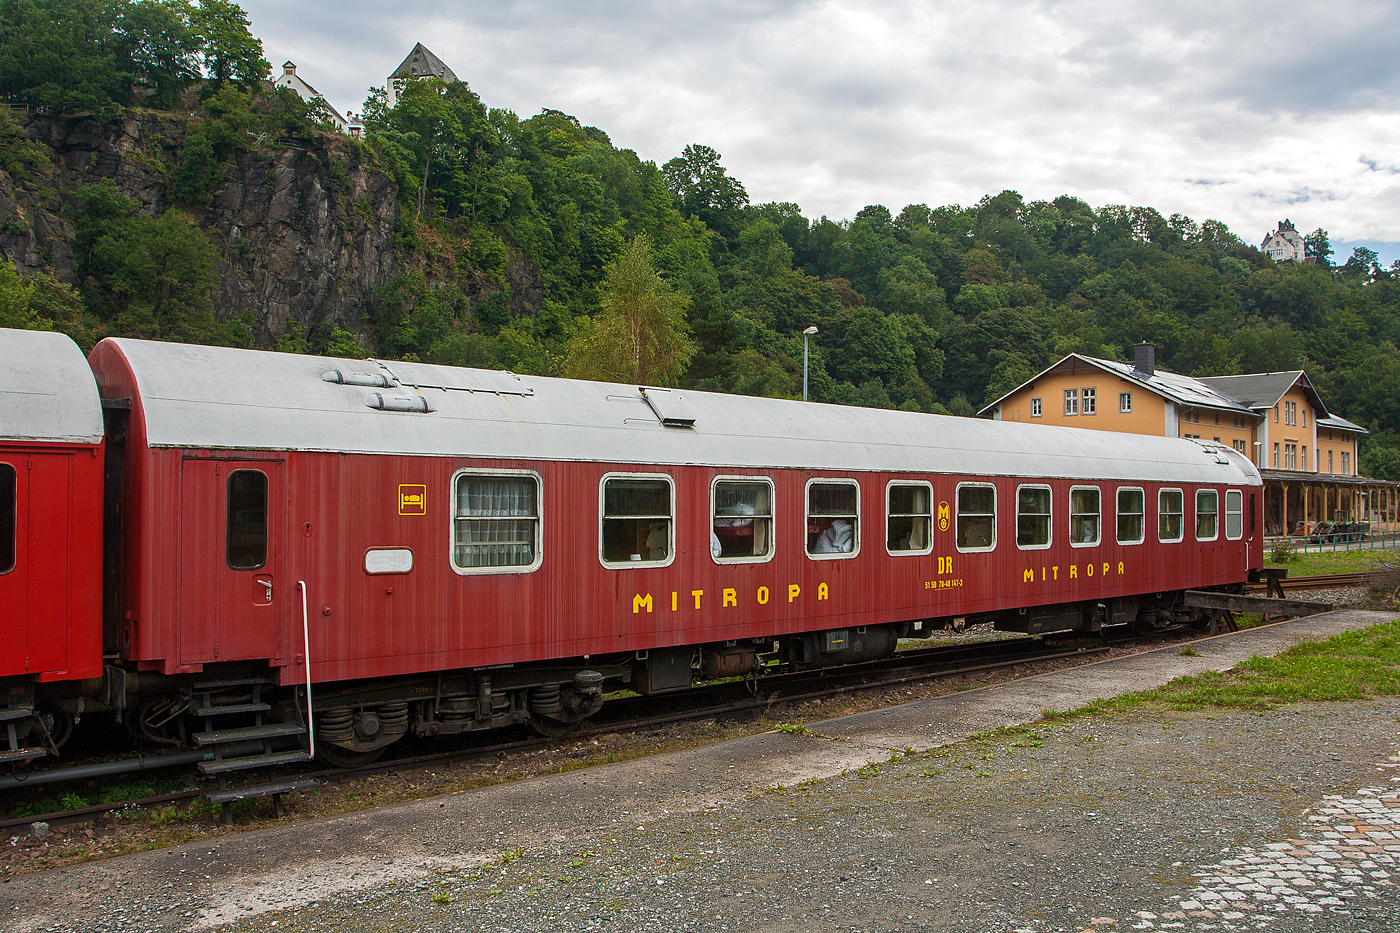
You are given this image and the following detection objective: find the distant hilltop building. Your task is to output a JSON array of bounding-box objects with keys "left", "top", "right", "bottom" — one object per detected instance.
[
  {"left": 273, "top": 61, "right": 348, "bottom": 133},
  {"left": 1261, "top": 219, "right": 1306, "bottom": 263},
  {"left": 385, "top": 43, "right": 459, "bottom": 108}
]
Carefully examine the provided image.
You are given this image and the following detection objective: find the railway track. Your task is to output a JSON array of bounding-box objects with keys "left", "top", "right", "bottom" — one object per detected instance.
[
  {"left": 0, "top": 632, "right": 1132, "bottom": 830},
  {"left": 1244, "top": 572, "right": 1369, "bottom": 592}
]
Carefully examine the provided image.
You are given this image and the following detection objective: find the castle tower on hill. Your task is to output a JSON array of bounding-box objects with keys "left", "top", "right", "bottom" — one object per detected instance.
[
  {"left": 385, "top": 43, "right": 459, "bottom": 108},
  {"left": 1261, "top": 219, "right": 1306, "bottom": 263}
]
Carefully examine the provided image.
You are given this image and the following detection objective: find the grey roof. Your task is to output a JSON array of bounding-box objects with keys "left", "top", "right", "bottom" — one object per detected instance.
[
  {"left": 390, "top": 43, "right": 457, "bottom": 82},
  {"left": 0, "top": 328, "right": 103, "bottom": 444},
  {"left": 1317, "top": 413, "right": 1368, "bottom": 434},
  {"left": 980, "top": 353, "right": 1254, "bottom": 416},
  {"left": 101, "top": 338, "right": 1260, "bottom": 488},
  {"left": 1194, "top": 372, "right": 1322, "bottom": 413}
]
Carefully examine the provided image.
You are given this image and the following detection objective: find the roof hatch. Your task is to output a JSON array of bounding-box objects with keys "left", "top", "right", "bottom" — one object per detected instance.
[{"left": 639, "top": 387, "right": 695, "bottom": 427}]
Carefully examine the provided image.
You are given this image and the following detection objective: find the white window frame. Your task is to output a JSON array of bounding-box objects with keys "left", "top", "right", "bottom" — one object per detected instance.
[
  {"left": 1158, "top": 488, "right": 1185, "bottom": 543},
  {"left": 450, "top": 468, "right": 544, "bottom": 576},
  {"left": 1195, "top": 489, "right": 1220, "bottom": 542},
  {"left": 710, "top": 475, "right": 776, "bottom": 566},
  {"left": 598, "top": 472, "right": 676, "bottom": 570},
  {"left": 1014, "top": 483, "right": 1052, "bottom": 551},
  {"left": 954, "top": 482, "right": 997, "bottom": 554},
  {"left": 805, "top": 477, "right": 861, "bottom": 561},
  {"left": 1224, "top": 489, "right": 1243, "bottom": 541},
  {"left": 1119, "top": 392, "right": 1132, "bottom": 413},
  {"left": 885, "top": 480, "right": 934, "bottom": 557},
  {"left": 1063, "top": 389, "right": 1078, "bottom": 416},
  {"left": 1068, "top": 485, "right": 1102, "bottom": 548},
  {"left": 1115, "top": 486, "right": 1145, "bottom": 546},
  {"left": 1030, "top": 397, "right": 1042, "bottom": 417},
  {"left": 1081, "top": 387, "right": 1096, "bottom": 415}
]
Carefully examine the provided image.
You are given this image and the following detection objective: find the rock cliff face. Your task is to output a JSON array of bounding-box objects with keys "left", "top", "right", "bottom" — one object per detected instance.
[{"left": 0, "top": 109, "right": 540, "bottom": 349}]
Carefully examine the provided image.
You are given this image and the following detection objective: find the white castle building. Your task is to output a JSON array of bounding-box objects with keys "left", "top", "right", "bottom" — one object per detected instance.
[
  {"left": 385, "top": 43, "right": 458, "bottom": 108},
  {"left": 1261, "top": 219, "right": 1306, "bottom": 263},
  {"left": 272, "top": 61, "right": 348, "bottom": 133}
]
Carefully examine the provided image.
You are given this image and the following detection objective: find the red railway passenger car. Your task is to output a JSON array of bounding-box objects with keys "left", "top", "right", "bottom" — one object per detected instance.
[
  {"left": 80, "top": 337, "right": 1262, "bottom": 764},
  {"left": 0, "top": 330, "right": 104, "bottom": 763}
]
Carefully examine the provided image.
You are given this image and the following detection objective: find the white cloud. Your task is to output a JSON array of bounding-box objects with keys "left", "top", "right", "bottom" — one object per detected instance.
[{"left": 242, "top": 0, "right": 1400, "bottom": 259}]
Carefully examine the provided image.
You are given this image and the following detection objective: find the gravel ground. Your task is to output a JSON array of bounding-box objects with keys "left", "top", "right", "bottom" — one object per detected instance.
[
  {"left": 4, "top": 609, "right": 1398, "bottom": 933},
  {"left": 198, "top": 701, "right": 1400, "bottom": 933}
]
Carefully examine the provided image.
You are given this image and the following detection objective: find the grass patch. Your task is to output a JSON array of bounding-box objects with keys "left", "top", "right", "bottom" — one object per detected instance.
[
  {"left": 1265, "top": 547, "right": 1399, "bottom": 577},
  {"left": 1178, "top": 646, "right": 1201, "bottom": 657},
  {"left": 1045, "top": 618, "right": 1400, "bottom": 722},
  {"left": 773, "top": 722, "right": 814, "bottom": 735}
]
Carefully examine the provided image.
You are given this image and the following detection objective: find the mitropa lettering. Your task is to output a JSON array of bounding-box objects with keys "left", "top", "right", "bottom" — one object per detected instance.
[
  {"left": 633, "top": 583, "right": 831, "bottom": 613},
  {"left": 1021, "top": 562, "right": 1126, "bottom": 585}
]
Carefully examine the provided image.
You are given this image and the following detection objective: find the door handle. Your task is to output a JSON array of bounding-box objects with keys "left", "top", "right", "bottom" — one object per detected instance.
[{"left": 260, "top": 580, "right": 273, "bottom": 603}]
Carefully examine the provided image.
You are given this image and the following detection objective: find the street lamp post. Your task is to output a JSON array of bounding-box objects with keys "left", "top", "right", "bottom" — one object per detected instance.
[{"left": 802, "top": 326, "right": 818, "bottom": 401}]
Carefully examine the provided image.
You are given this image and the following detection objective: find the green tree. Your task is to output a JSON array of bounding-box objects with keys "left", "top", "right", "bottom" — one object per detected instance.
[
  {"left": 662, "top": 144, "right": 748, "bottom": 241},
  {"left": 187, "top": 0, "right": 266, "bottom": 89},
  {"left": 565, "top": 234, "right": 695, "bottom": 385}
]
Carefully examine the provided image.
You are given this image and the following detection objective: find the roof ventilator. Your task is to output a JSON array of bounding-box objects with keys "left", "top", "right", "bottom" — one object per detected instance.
[
  {"left": 639, "top": 387, "right": 696, "bottom": 427},
  {"left": 365, "top": 392, "right": 434, "bottom": 413},
  {"left": 323, "top": 369, "right": 398, "bottom": 388}
]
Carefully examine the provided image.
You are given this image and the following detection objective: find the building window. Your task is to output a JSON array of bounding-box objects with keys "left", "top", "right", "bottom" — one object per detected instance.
[
  {"left": 1069, "top": 486, "right": 1101, "bottom": 547},
  {"left": 1030, "top": 397, "right": 1042, "bottom": 417},
  {"left": 955, "top": 483, "right": 996, "bottom": 552},
  {"left": 454, "top": 472, "right": 542, "bottom": 571},
  {"left": 711, "top": 478, "right": 774, "bottom": 563},
  {"left": 1301, "top": 446, "right": 1308, "bottom": 471},
  {"left": 1225, "top": 490, "right": 1243, "bottom": 540},
  {"left": 1274, "top": 405, "right": 1279, "bottom": 423},
  {"left": 806, "top": 480, "right": 859, "bottom": 557},
  {"left": 1285, "top": 401, "right": 1296, "bottom": 426},
  {"left": 1116, "top": 487, "right": 1145, "bottom": 545},
  {"left": 1184, "top": 433, "right": 1200, "bottom": 440},
  {"left": 886, "top": 482, "right": 932, "bottom": 555},
  {"left": 601, "top": 475, "right": 673, "bottom": 565},
  {"left": 226, "top": 470, "right": 268, "bottom": 571},
  {"left": 1159, "top": 489, "right": 1184, "bottom": 543},
  {"left": 1082, "top": 388, "right": 1096, "bottom": 415},
  {"left": 1272, "top": 443, "right": 1280, "bottom": 468},
  {"left": 1284, "top": 443, "right": 1297, "bottom": 470},
  {"left": 1015, "top": 485, "right": 1051, "bottom": 550},
  {"left": 1119, "top": 392, "right": 1132, "bottom": 413},
  {"left": 0, "top": 463, "right": 14, "bottom": 574},
  {"left": 1196, "top": 490, "right": 1219, "bottom": 541},
  {"left": 1213, "top": 412, "right": 1219, "bottom": 425},
  {"left": 1328, "top": 450, "right": 1334, "bottom": 473},
  {"left": 1063, "top": 389, "right": 1078, "bottom": 416},
  {"left": 1232, "top": 439, "right": 1246, "bottom": 455},
  {"left": 1342, "top": 451, "right": 1351, "bottom": 475},
  {"left": 1303, "top": 409, "right": 1307, "bottom": 428}
]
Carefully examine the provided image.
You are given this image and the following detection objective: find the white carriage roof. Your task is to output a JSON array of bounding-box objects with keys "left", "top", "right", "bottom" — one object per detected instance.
[
  {"left": 104, "top": 338, "right": 1261, "bottom": 486},
  {"left": 0, "top": 328, "right": 103, "bottom": 444}
]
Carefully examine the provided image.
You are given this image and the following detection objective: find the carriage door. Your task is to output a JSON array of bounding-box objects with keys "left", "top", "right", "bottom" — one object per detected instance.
[
  {"left": 180, "top": 459, "right": 283, "bottom": 665},
  {"left": 0, "top": 453, "right": 71, "bottom": 679}
]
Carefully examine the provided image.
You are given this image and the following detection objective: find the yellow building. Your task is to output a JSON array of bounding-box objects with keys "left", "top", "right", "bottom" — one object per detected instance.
[{"left": 979, "top": 344, "right": 1396, "bottom": 536}]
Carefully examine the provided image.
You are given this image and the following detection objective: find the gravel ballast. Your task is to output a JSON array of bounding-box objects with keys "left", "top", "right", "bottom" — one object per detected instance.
[{"left": 4, "top": 609, "right": 1398, "bottom": 933}]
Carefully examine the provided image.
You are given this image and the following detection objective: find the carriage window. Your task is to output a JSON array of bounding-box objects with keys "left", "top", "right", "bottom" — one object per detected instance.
[
  {"left": 0, "top": 464, "right": 14, "bottom": 574},
  {"left": 1116, "top": 487, "right": 1145, "bottom": 545},
  {"left": 1196, "top": 489, "right": 1219, "bottom": 541},
  {"left": 1016, "top": 485, "right": 1051, "bottom": 549},
  {"left": 1225, "top": 490, "right": 1243, "bottom": 540},
  {"left": 453, "top": 473, "right": 540, "bottom": 571},
  {"left": 807, "top": 481, "right": 858, "bottom": 557},
  {"left": 602, "top": 476, "right": 673, "bottom": 565},
  {"left": 1070, "top": 487, "right": 1101, "bottom": 546},
  {"left": 887, "top": 483, "right": 932, "bottom": 554},
  {"left": 956, "top": 484, "right": 996, "bottom": 552},
  {"left": 712, "top": 479, "right": 774, "bottom": 562},
  {"left": 226, "top": 470, "right": 267, "bottom": 570},
  {"left": 1159, "top": 489, "right": 1184, "bottom": 543}
]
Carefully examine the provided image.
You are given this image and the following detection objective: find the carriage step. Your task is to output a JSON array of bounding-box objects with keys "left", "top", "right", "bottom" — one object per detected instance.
[
  {"left": 193, "top": 722, "right": 308, "bottom": 745},
  {"left": 0, "top": 747, "right": 46, "bottom": 763},
  {"left": 193, "top": 702, "right": 272, "bottom": 716},
  {"left": 191, "top": 677, "right": 278, "bottom": 690},
  {"left": 0, "top": 708, "right": 34, "bottom": 722},
  {"left": 198, "top": 750, "right": 311, "bottom": 775},
  {"left": 205, "top": 778, "right": 319, "bottom": 805}
]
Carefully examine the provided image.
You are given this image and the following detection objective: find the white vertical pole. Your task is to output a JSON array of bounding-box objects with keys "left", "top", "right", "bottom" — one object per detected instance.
[{"left": 299, "top": 580, "right": 315, "bottom": 760}]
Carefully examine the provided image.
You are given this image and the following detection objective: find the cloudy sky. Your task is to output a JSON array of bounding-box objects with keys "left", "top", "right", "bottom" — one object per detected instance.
[{"left": 243, "top": 0, "right": 1400, "bottom": 265}]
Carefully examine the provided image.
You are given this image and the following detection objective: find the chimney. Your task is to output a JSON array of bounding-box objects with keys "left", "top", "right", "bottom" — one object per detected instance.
[{"left": 1133, "top": 342, "right": 1155, "bottom": 378}]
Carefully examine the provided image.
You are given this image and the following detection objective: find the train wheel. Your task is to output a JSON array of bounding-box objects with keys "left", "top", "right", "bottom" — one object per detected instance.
[{"left": 315, "top": 743, "right": 387, "bottom": 769}]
